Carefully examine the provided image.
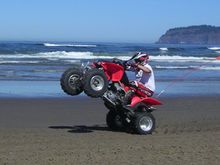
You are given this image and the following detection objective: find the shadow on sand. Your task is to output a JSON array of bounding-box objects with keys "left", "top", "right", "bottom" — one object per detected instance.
[{"left": 49, "top": 125, "right": 110, "bottom": 133}]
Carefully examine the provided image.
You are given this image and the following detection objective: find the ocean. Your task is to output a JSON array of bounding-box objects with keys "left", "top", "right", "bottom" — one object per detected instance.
[{"left": 0, "top": 41, "right": 220, "bottom": 97}]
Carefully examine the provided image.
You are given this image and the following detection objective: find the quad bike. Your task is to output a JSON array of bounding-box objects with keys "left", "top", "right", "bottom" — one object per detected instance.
[{"left": 60, "top": 55, "right": 162, "bottom": 135}]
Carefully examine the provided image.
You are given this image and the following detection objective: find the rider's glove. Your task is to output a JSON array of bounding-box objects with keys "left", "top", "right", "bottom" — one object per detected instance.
[{"left": 126, "top": 60, "right": 137, "bottom": 68}]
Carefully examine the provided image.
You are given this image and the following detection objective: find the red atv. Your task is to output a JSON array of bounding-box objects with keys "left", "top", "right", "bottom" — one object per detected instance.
[{"left": 60, "top": 55, "right": 162, "bottom": 134}]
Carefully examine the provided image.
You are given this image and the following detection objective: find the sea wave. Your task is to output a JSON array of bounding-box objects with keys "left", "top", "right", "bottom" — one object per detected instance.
[
  {"left": 43, "top": 43, "right": 97, "bottom": 47},
  {"left": 155, "top": 65, "right": 220, "bottom": 70},
  {"left": 0, "top": 51, "right": 130, "bottom": 60},
  {"left": 0, "top": 52, "right": 220, "bottom": 63},
  {"left": 208, "top": 47, "right": 220, "bottom": 50},
  {"left": 0, "top": 60, "right": 40, "bottom": 64},
  {"left": 159, "top": 47, "right": 168, "bottom": 51},
  {"left": 150, "top": 55, "right": 219, "bottom": 63},
  {"left": 155, "top": 66, "right": 189, "bottom": 69},
  {"left": 0, "top": 51, "right": 92, "bottom": 59},
  {"left": 199, "top": 66, "right": 220, "bottom": 70}
]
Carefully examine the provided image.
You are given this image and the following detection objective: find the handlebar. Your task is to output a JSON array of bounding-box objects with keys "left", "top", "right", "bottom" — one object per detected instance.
[{"left": 93, "top": 58, "right": 136, "bottom": 70}]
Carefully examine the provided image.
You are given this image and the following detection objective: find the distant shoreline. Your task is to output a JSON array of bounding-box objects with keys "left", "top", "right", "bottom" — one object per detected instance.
[{"left": 157, "top": 25, "right": 220, "bottom": 45}]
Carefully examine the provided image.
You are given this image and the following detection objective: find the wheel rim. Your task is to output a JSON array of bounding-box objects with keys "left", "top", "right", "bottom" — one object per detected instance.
[
  {"left": 68, "top": 74, "right": 80, "bottom": 89},
  {"left": 139, "top": 116, "right": 153, "bottom": 132},
  {"left": 90, "top": 75, "right": 105, "bottom": 91}
]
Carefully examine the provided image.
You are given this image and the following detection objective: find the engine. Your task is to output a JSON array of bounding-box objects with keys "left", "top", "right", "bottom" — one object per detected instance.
[{"left": 102, "top": 83, "right": 126, "bottom": 109}]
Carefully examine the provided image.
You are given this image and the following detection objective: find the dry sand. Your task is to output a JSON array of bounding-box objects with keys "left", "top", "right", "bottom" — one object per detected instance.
[{"left": 0, "top": 96, "right": 220, "bottom": 165}]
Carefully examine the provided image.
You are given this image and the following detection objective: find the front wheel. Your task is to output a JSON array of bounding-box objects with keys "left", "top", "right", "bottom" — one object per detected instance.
[
  {"left": 83, "top": 68, "right": 108, "bottom": 98},
  {"left": 132, "top": 113, "right": 155, "bottom": 135}
]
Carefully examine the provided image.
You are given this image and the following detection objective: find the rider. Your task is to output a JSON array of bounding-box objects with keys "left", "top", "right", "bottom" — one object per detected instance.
[{"left": 124, "top": 52, "right": 155, "bottom": 105}]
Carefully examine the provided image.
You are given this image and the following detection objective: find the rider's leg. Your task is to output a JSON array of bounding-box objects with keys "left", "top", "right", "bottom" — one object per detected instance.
[{"left": 123, "top": 90, "right": 134, "bottom": 105}]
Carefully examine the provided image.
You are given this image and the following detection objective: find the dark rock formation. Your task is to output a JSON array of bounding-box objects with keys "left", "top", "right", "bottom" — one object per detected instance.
[{"left": 157, "top": 25, "right": 220, "bottom": 44}]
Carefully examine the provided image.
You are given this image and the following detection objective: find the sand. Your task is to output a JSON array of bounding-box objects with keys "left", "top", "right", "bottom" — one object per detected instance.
[{"left": 0, "top": 96, "right": 220, "bottom": 165}]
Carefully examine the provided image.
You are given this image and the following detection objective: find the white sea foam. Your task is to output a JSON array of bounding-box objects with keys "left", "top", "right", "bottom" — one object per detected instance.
[
  {"left": 150, "top": 55, "right": 219, "bottom": 63},
  {"left": 0, "top": 51, "right": 130, "bottom": 60},
  {"left": 64, "top": 59, "right": 81, "bottom": 63},
  {"left": 208, "top": 47, "right": 220, "bottom": 50},
  {"left": 155, "top": 65, "right": 220, "bottom": 70},
  {"left": 0, "top": 51, "right": 93, "bottom": 59},
  {"left": 159, "top": 47, "right": 168, "bottom": 51},
  {"left": 36, "top": 51, "right": 129, "bottom": 60},
  {"left": 0, "top": 60, "right": 40, "bottom": 64},
  {"left": 155, "top": 66, "right": 189, "bottom": 69},
  {"left": 44, "top": 43, "right": 97, "bottom": 47},
  {"left": 1, "top": 52, "right": 220, "bottom": 63},
  {"left": 199, "top": 66, "right": 220, "bottom": 70}
]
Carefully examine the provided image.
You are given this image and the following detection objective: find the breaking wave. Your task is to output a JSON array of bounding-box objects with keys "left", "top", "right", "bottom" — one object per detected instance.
[
  {"left": 155, "top": 65, "right": 220, "bottom": 70},
  {"left": 0, "top": 60, "right": 40, "bottom": 64},
  {"left": 159, "top": 47, "right": 168, "bottom": 51},
  {"left": 0, "top": 51, "right": 130, "bottom": 60},
  {"left": 208, "top": 47, "right": 220, "bottom": 50},
  {"left": 43, "top": 43, "right": 97, "bottom": 47},
  {"left": 150, "top": 55, "right": 219, "bottom": 63},
  {"left": 0, "top": 52, "right": 219, "bottom": 63}
]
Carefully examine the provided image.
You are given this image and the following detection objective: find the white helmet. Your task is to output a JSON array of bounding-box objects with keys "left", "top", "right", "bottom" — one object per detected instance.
[{"left": 130, "top": 52, "right": 149, "bottom": 63}]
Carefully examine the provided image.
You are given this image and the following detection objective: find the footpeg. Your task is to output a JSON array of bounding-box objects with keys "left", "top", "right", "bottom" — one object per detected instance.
[
  {"left": 122, "top": 105, "right": 134, "bottom": 115},
  {"left": 148, "top": 106, "right": 156, "bottom": 111}
]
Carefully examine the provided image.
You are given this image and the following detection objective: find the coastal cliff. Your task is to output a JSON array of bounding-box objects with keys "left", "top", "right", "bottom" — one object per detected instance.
[{"left": 157, "top": 25, "right": 220, "bottom": 44}]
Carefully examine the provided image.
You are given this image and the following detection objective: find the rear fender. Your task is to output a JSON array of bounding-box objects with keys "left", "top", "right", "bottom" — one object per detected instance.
[
  {"left": 100, "top": 62, "right": 124, "bottom": 81},
  {"left": 130, "top": 96, "right": 162, "bottom": 107},
  {"left": 142, "top": 97, "right": 162, "bottom": 105}
]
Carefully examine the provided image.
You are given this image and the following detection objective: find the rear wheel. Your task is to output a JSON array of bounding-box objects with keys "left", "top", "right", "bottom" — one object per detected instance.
[
  {"left": 132, "top": 112, "right": 155, "bottom": 135},
  {"left": 60, "top": 67, "right": 83, "bottom": 96},
  {"left": 83, "top": 68, "right": 108, "bottom": 98},
  {"left": 106, "top": 111, "right": 124, "bottom": 131}
]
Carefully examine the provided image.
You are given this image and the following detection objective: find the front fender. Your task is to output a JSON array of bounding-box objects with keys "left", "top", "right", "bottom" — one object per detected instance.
[{"left": 100, "top": 62, "right": 124, "bottom": 81}]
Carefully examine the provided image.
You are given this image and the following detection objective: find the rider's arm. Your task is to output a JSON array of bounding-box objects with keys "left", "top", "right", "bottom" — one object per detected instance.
[{"left": 136, "top": 64, "right": 151, "bottom": 73}]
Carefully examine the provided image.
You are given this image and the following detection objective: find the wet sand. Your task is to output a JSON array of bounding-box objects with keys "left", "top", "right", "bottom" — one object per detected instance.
[{"left": 0, "top": 96, "right": 220, "bottom": 164}]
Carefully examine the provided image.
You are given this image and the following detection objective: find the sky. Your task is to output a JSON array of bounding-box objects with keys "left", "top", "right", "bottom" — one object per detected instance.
[{"left": 0, "top": 0, "right": 220, "bottom": 43}]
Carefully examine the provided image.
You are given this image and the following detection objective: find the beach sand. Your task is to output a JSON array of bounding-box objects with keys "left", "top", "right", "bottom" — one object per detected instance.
[{"left": 0, "top": 96, "right": 220, "bottom": 165}]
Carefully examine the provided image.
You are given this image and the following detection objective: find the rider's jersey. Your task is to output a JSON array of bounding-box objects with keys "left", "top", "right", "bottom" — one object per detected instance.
[{"left": 135, "top": 63, "right": 155, "bottom": 92}]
